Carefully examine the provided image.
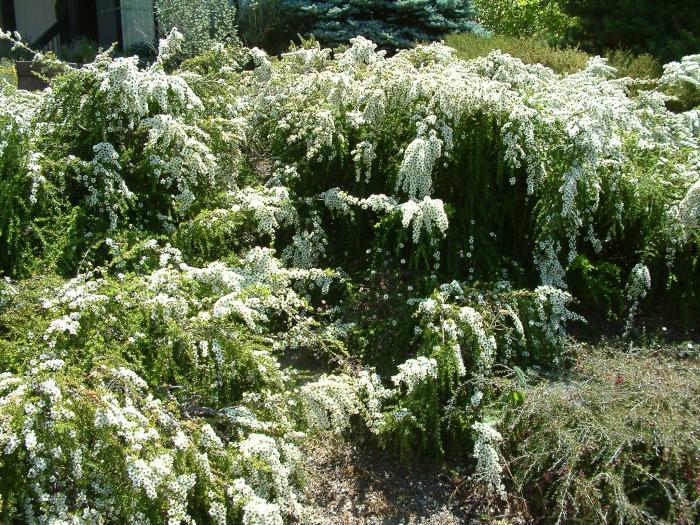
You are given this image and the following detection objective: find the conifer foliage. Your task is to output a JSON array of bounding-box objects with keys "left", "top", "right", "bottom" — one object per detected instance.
[{"left": 285, "top": 0, "right": 485, "bottom": 49}]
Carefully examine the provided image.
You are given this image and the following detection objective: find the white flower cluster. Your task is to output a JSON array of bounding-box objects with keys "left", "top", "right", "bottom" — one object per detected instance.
[
  {"left": 242, "top": 498, "right": 283, "bottom": 525},
  {"left": 154, "top": 0, "right": 238, "bottom": 58},
  {"left": 321, "top": 187, "right": 398, "bottom": 216},
  {"left": 337, "top": 36, "right": 386, "bottom": 70},
  {"left": 391, "top": 356, "right": 438, "bottom": 393},
  {"left": 250, "top": 47, "right": 273, "bottom": 82},
  {"left": 118, "top": 245, "right": 337, "bottom": 331},
  {"left": 42, "top": 276, "right": 107, "bottom": 312},
  {"left": 155, "top": 27, "right": 185, "bottom": 66},
  {"left": 141, "top": 113, "right": 217, "bottom": 212},
  {"left": 237, "top": 433, "right": 303, "bottom": 518},
  {"left": 400, "top": 197, "right": 450, "bottom": 243},
  {"left": 357, "top": 370, "right": 392, "bottom": 434},
  {"left": 414, "top": 286, "right": 545, "bottom": 381},
  {"left": 458, "top": 306, "right": 498, "bottom": 373},
  {"left": 1, "top": 362, "right": 186, "bottom": 521},
  {"left": 660, "top": 54, "right": 700, "bottom": 107},
  {"left": 45, "top": 312, "right": 81, "bottom": 337},
  {"left": 352, "top": 140, "right": 377, "bottom": 182},
  {"left": 396, "top": 131, "right": 443, "bottom": 199},
  {"left": 281, "top": 226, "right": 328, "bottom": 269},
  {"left": 532, "top": 285, "right": 585, "bottom": 344},
  {"left": 0, "top": 76, "right": 41, "bottom": 171},
  {"left": 0, "top": 354, "right": 317, "bottom": 524},
  {"left": 86, "top": 54, "right": 203, "bottom": 131},
  {"left": 623, "top": 263, "right": 652, "bottom": 336},
  {"left": 322, "top": 185, "right": 451, "bottom": 245},
  {"left": 299, "top": 374, "right": 360, "bottom": 433},
  {"left": 78, "top": 142, "right": 134, "bottom": 229},
  {"left": 676, "top": 178, "right": 700, "bottom": 233},
  {"left": 232, "top": 186, "right": 297, "bottom": 237},
  {"left": 471, "top": 421, "right": 506, "bottom": 499}
]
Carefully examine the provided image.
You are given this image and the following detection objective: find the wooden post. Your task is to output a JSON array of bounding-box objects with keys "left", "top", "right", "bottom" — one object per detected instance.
[
  {"left": 120, "top": 0, "right": 155, "bottom": 51},
  {"left": 15, "top": 61, "right": 77, "bottom": 91}
]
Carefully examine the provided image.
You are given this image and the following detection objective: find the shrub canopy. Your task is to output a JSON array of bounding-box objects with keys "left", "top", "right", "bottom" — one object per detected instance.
[{"left": 0, "top": 22, "right": 698, "bottom": 524}]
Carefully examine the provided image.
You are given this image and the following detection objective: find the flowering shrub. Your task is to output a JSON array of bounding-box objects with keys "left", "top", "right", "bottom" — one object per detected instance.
[
  {"left": 0, "top": 31, "right": 244, "bottom": 276},
  {"left": 240, "top": 36, "right": 699, "bottom": 307},
  {"left": 0, "top": 241, "right": 345, "bottom": 522},
  {"left": 0, "top": 359, "right": 309, "bottom": 524},
  {"left": 359, "top": 281, "right": 582, "bottom": 460},
  {"left": 660, "top": 54, "right": 700, "bottom": 110},
  {"left": 0, "top": 28, "right": 698, "bottom": 521}
]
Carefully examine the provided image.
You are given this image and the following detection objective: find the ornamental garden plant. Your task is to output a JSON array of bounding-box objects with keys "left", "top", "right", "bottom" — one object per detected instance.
[{"left": 0, "top": 2, "right": 699, "bottom": 523}]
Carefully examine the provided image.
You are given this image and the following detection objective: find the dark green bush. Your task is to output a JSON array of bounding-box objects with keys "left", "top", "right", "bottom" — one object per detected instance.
[
  {"left": 561, "top": 0, "right": 700, "bottom": 63},
  {"left": 238, "top": 0, "right": 300, "bottom": 54},
  {"left": 604, "top": 48, "right": 663, "bottom": 79}
]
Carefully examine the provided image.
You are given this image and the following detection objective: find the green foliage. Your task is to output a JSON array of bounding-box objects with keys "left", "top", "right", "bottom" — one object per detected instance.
[
  {"left": 473, "top": 0, "right": 700, "bottom": 64},
  {"left": 284, "top": 0, "right": 486, "bottom": 49},
  {"left": 59, "top": 37, "right": 99, "bottom": 64},
  {"left": 568, "top": 255, "right": 624, "bottom": 320},
  {"left": 174, "top": 207, "right": 251, "bottom": 265},
  {"left": 561, "top": 0, "right": 700, "bottom": 63},
  {"left": 238, "top": 0, "right": 299, "bottom": 54},
  {"left": 473, "top": 0, "right": 578, "bottom": 44},
  {"left": 154, "top": 0, "right": 240, "bottom": 58},
  {"left": 604, "top": 48, "right": 663, "bottom": 79},
  {"left": 447, "top": 33, "right": 591, "bottom": 75},
  {"left": 0, "top": 59, "right": 16, "bottom": 86},
  {"left": 499, "top": 346, "right": 700, "bottom": 523},
  {"left": 446, "top": 33, "right": 662, "bottom": 78}
]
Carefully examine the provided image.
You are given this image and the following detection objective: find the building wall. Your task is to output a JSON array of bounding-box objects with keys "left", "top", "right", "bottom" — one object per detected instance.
[
  {"left": 0, "top": 0, "right": 16, "bottom": 31},
  {"left": 96, "top": 0, "right": 120, "bottom": 47},
  {"left": 14, "top": 0, "right": 57, "bottom": 43},
  {"left": 120, "top": 0, "right": 155, "bottom": 50}
]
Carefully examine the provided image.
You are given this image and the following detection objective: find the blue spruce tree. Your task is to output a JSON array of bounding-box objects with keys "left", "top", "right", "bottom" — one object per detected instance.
[{"left": 285, "top": 0, "right": 485, "bottom": 49}]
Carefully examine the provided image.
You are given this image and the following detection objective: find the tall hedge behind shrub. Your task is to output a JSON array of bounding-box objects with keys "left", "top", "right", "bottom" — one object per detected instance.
[
  {"left": 473, "top": 0, "right": 577, "bottom": 44},
  {"left": 561, "top": 0, "right": 700, "bottom": 62},
  {"left": 473, "top": 0, "right": 700, "bottom": 63}
]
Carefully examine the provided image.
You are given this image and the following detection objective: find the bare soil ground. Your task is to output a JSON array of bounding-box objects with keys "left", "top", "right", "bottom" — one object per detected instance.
[{"left": 300, "top": 438, "right": 521, "bottom": 525}]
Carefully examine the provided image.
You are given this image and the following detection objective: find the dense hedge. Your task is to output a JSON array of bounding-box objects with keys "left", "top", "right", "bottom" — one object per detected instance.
[
  {"left": 473, "top": 0, "right": 700, "bottom": 63},
  {"left": 561, "top": 0, "right": 700, "bottom": 63}
]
